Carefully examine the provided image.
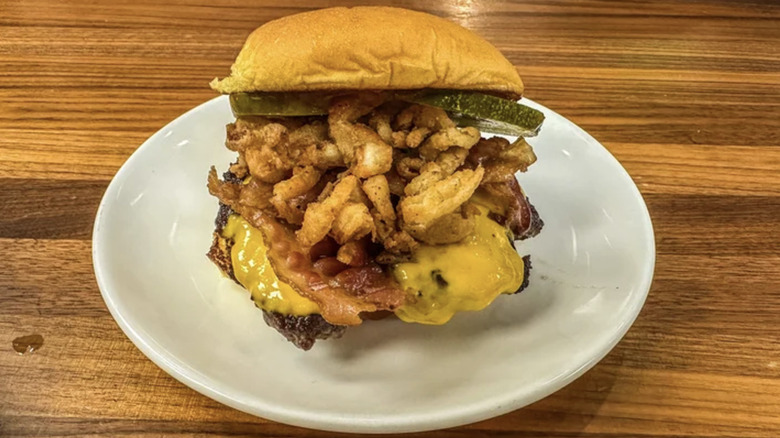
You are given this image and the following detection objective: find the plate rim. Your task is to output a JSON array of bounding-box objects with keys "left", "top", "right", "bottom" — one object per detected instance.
[{"left": 92, "top": 95, "right": 655, "bottom": 433}]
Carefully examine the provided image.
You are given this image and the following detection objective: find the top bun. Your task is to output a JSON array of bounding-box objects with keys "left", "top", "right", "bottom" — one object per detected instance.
[{"left": 210, "top": 7, "right": 524, "bottom": 99}]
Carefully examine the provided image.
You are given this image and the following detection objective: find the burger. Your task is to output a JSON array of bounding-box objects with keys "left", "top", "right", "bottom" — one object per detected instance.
[{"left": 206, "top": 6, "right": 544, "bottom": 350}]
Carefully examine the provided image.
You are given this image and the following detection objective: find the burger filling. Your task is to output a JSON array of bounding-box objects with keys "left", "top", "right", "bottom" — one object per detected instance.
[
  {"left": 207, "top": 91, "right": 543, "bottom": 347},
  {"left": 222, "top": 213, "right": 320, "bottom": 316}
]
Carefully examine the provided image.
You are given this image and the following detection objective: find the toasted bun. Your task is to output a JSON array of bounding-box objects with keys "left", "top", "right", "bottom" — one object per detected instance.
[{"left": 210, "top": 7, "right": 524, "bottom": 99}]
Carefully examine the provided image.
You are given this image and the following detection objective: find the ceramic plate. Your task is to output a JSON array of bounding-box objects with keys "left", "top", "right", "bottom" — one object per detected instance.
[{"left": 93, "top": 96, "right": 654, "bottom": 433}]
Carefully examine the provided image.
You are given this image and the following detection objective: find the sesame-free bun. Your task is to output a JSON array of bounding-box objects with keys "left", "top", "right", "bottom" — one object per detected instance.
[{"left": 210, "top": 7, "right": 524, "bottom": 99}]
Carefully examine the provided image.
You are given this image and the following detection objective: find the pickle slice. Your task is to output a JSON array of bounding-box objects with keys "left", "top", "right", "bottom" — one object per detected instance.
[
  {"left": 451, "top": 115, "right": 535, "bottom": 137},
  {"left": 230, "top": 90, "right": 544, "bottom": 137},
  {"left": 229, "top": 92, "right": 331, "bottom": 117},
  {"left": 402, "top": 91, "right": 544, "bottom": 137}
]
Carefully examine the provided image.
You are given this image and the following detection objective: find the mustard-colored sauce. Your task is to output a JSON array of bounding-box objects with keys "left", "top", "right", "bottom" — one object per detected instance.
[
  {"left": 222, "top": 215, "right": 320, "bottom": 316},
  {"left": 222, "top": 211, "right": 524, "bottom": 324},
  {"left": 392, "top": 211, "right": 525, "bottom": 325}
]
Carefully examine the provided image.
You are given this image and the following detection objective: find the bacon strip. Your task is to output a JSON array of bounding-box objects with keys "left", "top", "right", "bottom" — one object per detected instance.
[
  {"left": 480, "top": 178, "right": 543, "bottom": 239},
  {"left": 208, "top": 168, "right": 405, "bottom": 326},
  {"left": 332, "top": 264, "right": 404, "bottom": 309},
  {"left": 243, "top": 209, "right": 376, "bottom": 325}
]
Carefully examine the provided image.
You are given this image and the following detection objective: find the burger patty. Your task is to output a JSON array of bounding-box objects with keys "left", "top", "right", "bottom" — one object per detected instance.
[
  {"left": 515, "top": 255, "right": 532, "bottom": 295},
  {"left": 207, "top": 172, "right": 540, "bottom": 350},
  {"left": 208, "top": 201, "right": 347, "bottom": 351},
  {"left": 262, "top": 311, "right": 347, "bottom": 351}
]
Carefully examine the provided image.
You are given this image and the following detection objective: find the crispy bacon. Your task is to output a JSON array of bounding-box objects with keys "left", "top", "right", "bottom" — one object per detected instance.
[
  {"left": 336, "top": 239, "right": 370, "bottom": 267},
  {"left": 208, "top": 170, "right": 405, "bottom": 326},
  {"left": 481, "top": 178, "right": 543, "bottom": 239},
  {"left": 241, "top": 209, "right": 371, "bottom": 325},
  {"left": 309, "top": 236, "right": 340, "bottom": 260},
  {"left": 208, "top": 167, "right": 241, "bottom": 204},
  {"left": 332, "top": 263, "right": 405, "bottom": 309},
  {"left": 313, "top": 256, "right": 349, "bottom": 277},
  {"left": 467, "top": 137, "right": 536, "bottom": 184}
]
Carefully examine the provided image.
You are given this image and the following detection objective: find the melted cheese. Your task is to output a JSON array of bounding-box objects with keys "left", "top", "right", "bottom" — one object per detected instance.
[
  {"left": 222, "top": 215, "right": 320, "bottom": 316},
  {"left": 392, "top": 211, "right": 526, "bottom": 325},
  {"left": 222, "top": 211, "right": 524, "bottom": 324}
]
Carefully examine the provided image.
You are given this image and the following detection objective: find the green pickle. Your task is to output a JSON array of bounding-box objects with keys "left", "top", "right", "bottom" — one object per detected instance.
[
  {"left": 229, "top": 90, "right": 544, "bottom": 136},
  {"left": 451, "top": 115, "right": 538, "bottom": 137},
  {"left": 401, "top": 90, "right": 544, "bottom": 137},
  {"left": 229, "top": 92, "right": 331, "bottom": 117}
]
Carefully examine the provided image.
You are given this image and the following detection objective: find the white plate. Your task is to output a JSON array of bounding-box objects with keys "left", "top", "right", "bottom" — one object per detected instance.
[{"left": 93, "top": 96, "right": 654, "bottom": 434}]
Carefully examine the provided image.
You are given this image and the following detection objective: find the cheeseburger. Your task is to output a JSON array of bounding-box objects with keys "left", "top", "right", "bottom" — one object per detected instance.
[{"left": 207, "top": 7, "right": 544, "bottom": 350}]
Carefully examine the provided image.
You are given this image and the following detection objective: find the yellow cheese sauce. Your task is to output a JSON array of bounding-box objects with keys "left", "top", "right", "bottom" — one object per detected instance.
[
  {"left": 222, "top": 215, "right": 320, "bottom": 316},
  {"left": 222, "top": 211, "right": 524, "bottom": 324},
  {"left": 392, "top": 211, "right": 526, "bottom": 325}
]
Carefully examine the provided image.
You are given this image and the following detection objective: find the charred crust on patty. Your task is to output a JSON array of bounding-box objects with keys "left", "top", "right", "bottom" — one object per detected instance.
[
  {"left": 222, "top": 168, "right": 243, "bottom": 185},
  {"left": 214, "top": 202, "right": 235, "bottom": 234},
  {"left": 513, "top": 255, "right": 532, "bottom": 294},
  {"left": 206, "top": 231, "right": 236, "bottom": 284},
  {"left": 261, "top": 311, "right": 347, "bottom": 351}
]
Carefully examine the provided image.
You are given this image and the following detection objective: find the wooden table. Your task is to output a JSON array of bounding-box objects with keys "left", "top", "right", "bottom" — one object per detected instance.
[{"left": 1, "top": 1, "right": 778, "bottom": 436}]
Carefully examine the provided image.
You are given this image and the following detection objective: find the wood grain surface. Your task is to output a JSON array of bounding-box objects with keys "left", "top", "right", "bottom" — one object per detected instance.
[{"left": 1, "top": 0, "right": 779, "bottom": 436}]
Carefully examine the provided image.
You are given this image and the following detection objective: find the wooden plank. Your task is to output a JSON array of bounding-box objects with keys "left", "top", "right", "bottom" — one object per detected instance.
[
  {"left": 0, "top": 180, "right": 107, "bottom": 239},
  {"left": 1, "top": 0, "right": 779, "bottom": 436}
]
